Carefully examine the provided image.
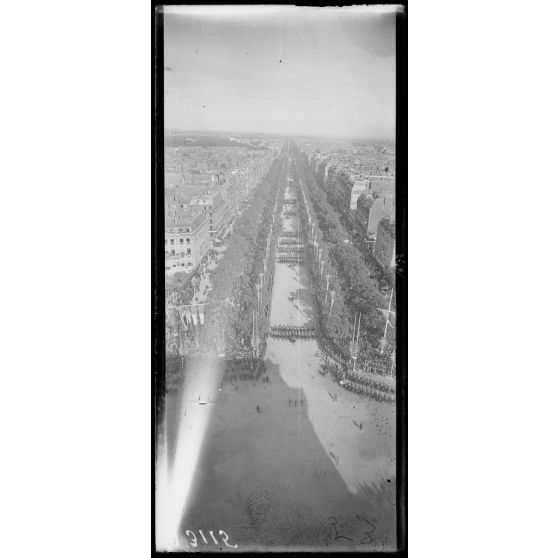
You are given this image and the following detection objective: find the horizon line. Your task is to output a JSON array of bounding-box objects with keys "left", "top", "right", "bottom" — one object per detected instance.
[{"left": 163, "top": 128, "right": 395, "bottom": 142}]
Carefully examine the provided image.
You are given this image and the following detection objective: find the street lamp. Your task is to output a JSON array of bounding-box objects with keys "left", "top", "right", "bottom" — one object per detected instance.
[
  {"left": 376, "top": 288, "right": 395, "bottom": 354},
  {"left": 345, "top": 312, "right": 361, "bottom": 384}
]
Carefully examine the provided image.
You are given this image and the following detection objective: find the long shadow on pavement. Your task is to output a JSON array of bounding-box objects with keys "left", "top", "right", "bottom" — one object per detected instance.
[{"left": 176, "top": 358, "right": 396, "bottom": 552}]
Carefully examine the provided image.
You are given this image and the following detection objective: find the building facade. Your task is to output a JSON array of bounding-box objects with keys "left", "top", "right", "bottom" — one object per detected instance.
[
  {"left": 189, "top": 191, "right": 226, "bottom": 240},
  {"left": 164, "top": 207, "right": 210, "bottom": 272}
]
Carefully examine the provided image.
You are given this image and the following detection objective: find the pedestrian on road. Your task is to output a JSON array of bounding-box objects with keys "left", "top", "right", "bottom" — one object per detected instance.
[
  {"left": 289, "top": 398, "right": 291, "bottom": 407},
  {"left": 256, "top": 404, "right": 261, "bottom": 414}
]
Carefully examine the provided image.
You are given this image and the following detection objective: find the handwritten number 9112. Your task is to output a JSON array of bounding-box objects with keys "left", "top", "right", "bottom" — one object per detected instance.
[{"left": 185, "top": 529, "right": 238, "bottom": 548}]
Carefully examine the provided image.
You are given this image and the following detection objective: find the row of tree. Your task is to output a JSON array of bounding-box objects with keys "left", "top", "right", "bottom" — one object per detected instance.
[
  {"left": 291, "top": 146, "right": 394, "bottom": 369},
  {"left": 202, "top": 148, "right": 290, "bottom": 356},
  {"left": 315, "top": 157, "right": 394, "bottom": 287}
]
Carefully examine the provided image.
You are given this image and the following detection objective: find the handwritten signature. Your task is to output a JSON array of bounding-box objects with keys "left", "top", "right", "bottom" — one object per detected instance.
[{"left": 327, "top": 515, "right": 377, "bottom": 544}]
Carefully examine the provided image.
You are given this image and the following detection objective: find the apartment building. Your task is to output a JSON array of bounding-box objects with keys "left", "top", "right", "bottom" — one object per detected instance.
[{"left": 165, "top": 206, "right": 210, "bottom": 272}]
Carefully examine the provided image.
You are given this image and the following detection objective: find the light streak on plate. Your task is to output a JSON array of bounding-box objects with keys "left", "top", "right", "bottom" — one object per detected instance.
[{"left": 156, "top": 356, "right": 223, "bottom": 551}]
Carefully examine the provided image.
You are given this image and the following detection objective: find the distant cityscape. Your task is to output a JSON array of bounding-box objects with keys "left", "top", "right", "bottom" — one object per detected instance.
[
  {"left": 164, "top": 133, "right": 395, "bottom": 285},
  {"left": 164, "top": 133, "right": 282, "bottom": 273}
]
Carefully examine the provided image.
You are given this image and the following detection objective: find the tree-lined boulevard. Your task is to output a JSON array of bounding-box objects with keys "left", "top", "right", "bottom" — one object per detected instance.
[{"left": 157, "top": 141, "right": 396, "bottom": 551}]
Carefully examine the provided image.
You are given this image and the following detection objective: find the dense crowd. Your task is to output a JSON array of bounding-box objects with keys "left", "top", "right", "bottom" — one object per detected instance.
[
  {"left": 343, "top": 380, "right": 394, "bottom": 402},
  {"left": 278, "top": 238, "right": 303, "bottom": 245},
  {"left": 165, "top": 353, "right": 185, "bottom": 394},
  {"left": 269, "top": 325, "right": 317, "bottom": 339},
  {"left": 222, "top": 357, "right": 266, "bottom": 383},
  {"left": 319, "top": 359, "right": 395, "bottom": 402}
]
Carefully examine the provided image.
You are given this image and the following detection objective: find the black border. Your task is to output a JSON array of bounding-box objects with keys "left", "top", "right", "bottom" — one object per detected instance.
[
  {"left": 394, "top": 5, "right": 408, "bottom": 555},
  {"left": 152, "top": 3, "right": 407, "bottom": 556},
  {"left": 153, "top": 5, "right": 165, "bottom": 557}
]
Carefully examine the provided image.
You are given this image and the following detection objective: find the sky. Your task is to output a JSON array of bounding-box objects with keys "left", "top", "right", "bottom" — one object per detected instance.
[{"left": 163, "top": 5, "right": 400, "bottom": 139}]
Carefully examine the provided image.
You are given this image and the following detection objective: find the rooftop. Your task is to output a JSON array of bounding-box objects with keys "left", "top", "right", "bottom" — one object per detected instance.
[
  {"left": 165, "top": 172, "right": 183, "bottom": 188},
  {"left": 166, "top": 205, "right": 207, "bottom": 230}
]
